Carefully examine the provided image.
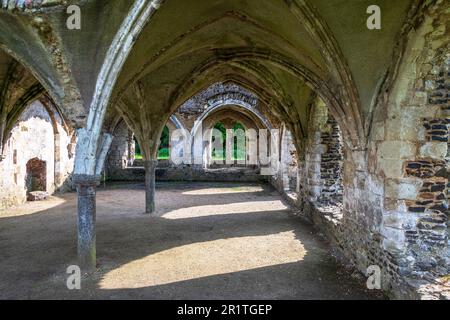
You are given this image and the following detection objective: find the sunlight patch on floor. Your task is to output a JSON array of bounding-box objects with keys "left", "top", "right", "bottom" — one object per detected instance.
[
  {"left": 99, "top": 231, "right": 305, "bottom": 289},
  {"left": 181, "top": 185, "right": 264, "bottom": 195},
  {"left": 160, "top": 200, "right": 288, "bottom": 219}
]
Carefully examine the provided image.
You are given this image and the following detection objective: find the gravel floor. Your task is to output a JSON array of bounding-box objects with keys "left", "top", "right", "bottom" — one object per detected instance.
[{"left": 0, "top": 182, "right": 385, "bottom": 299}]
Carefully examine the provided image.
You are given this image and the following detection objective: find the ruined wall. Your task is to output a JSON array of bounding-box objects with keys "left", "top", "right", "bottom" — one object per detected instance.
[
  {"left": 175, "top": 82, "right": 261, "bottom": 131},
  {"left": 0, "top": 100, "right": 74, "bottom": 210},
  {"left": 298, "top": 5, "right": 450, "bottom": 299},
  {"left": 371, "top": 7, "right": 449, "bottom": 297},
  {"left": 302, "top": 101, "right": 343, "bottom": 206},
  {"left": 270, "top": 126, "right": 299, "bottom": 199},
  {"left": 106, "top": 120, "right": 134, "bottom": 172},
  {"left": 106, "top": 83, "right": 274, "bottom": 182},
  {"left": 320, "top": 116, "right": 344, "bottom": 204}
]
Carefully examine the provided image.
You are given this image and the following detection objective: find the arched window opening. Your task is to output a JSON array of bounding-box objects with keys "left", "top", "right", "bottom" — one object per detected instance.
[
  {"left": 132, "top": 126, "right": 169, "bottom": 161},
  {"left": 210, "top": 121, "right": 246, "bottom": 165},
  {"left": 233, "top": 122, "right": 246, "bottom": 162},
  {"left": 158, "top": 125, "right": 170, "bottom": 160},
  {"left": 134, "top": 137, "right": 142, "bottom": 160},
  {"left": 211, "top": 122, "right": 226, "bottom": 162}
]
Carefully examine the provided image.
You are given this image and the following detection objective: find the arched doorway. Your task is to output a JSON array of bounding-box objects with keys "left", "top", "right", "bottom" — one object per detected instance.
[
  {"left": 25, "top": 158, "right": 47, "bottom": 196},
  {"left": 210, "top": 121, "right": 246, "bottom": 166}
]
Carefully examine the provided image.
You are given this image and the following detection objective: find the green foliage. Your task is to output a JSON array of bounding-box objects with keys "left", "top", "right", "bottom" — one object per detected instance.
[
  {"left": 134, "top": 125, "right": 170, "bottom": 160},
  {"left": 211, "top": 121, "right": 246, "bottom": 161},
  {"left": 134, "top": 123, "right": 246, "bottom": 162},
  {"left": 160, "top": 125, "right": 169, "bottom": 149},
  {"left": 158, "top": 126, "right": 170, "bottom": 160},
  {"left": 158, "top": 147, "right": 169, "bottom": 160},
  {"left": 135, "top": 137, "right": 141, "bottom": 156},
  {"left": 211, "top": 122, "right": 226, "bottom": 159}
]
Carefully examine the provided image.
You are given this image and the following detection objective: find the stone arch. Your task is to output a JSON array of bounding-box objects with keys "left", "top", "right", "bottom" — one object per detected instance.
[
  {"left": 0, "top": 39, "right": 84, "bottom": 129},
  {"left": 191, "top": 98, "right": 273, "bottom": 137},
  {"left": 169, "top": 115, "right": 185, "bottom": 131},
  {"left": 302, "top": 98, "right": 344, "bottom": 204},
  {"left": 279, "top": 124, "right": 299, "bottom": 193},
  {"left": 191, "top": 102, "right": 271, "bottom": 168},
  {"left": 0, "top": 98, "right": 76, "bottom": 208},
  {"left": 74, "top": 0, "right": 161, "bottom": 177},
  {"left": 113, "top": 0, "right": 366, "bottom": 150},
  {"left": 189, "top": 87, "right": 272, "bottom": 160},
  {"left": 107, "top": 118, "right": 135, "bottom": 170},
  {"left": 167, "top": 52, "right": 360, "bottom": 149}
]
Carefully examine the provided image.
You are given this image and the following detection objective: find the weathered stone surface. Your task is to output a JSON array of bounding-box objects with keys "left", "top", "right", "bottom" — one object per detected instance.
[
  {"left": 0, "top": 101, "right": 74, "bottom": 210},
  {"left": 27, "top": 191, "right": 49, "bottom": 201},
  {"left": 0, "top": 0, "right": 448, "bottom": 300},
  {"left": 419, "top": 141, "right": 448, "bottom": 159},
  {"left": 378, "top": 141, "right": 416, "bottom": 160},
  {"left": 385, "top": 179, "right": 421, "bottom": 200},
  {"left": 73, "top": 174, "right": 100, "bottom": 271}
]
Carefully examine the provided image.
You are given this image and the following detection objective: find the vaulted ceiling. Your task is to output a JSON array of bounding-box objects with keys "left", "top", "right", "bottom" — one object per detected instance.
[
  {"left": 0, "top": 0, "right": 419, "bottom": 149},
  {"left": 110, "top": 0, "right": 415, "bottom": 148}
]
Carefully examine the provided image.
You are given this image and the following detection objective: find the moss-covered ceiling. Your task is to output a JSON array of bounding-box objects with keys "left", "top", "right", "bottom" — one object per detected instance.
[
  {"left": 110, "top": 0, "right": 415, "bottom": 148},
  {"left": 0, "top": 0, "right": 417, "bottom": 147}
]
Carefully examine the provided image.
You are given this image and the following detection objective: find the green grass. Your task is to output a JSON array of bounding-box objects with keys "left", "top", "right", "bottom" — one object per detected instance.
[
  {"left": 158, "top": 148, "right": 169, "bottom": 160},
  {"left": 135, "top": 148, "right": 246, "bottom": 161},
  {"left": 211, "top": 149, "right": 246, "bottom": 161},
  {"left": 134, "top": 147, "right": 169, "bottom": 161},
  {"left": 211, "top": 155, "right": 246, "bottom": 161}
]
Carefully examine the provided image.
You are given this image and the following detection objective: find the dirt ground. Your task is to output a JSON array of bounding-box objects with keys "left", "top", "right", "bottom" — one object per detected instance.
[{"left": 0, "top": 182, "right": 385, "bottom": 300}]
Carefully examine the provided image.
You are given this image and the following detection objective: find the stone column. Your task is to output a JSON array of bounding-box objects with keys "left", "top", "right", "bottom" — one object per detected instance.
[
  {"left": 203, "top": 139, "right": 210, "bottom": 169},
  {"left": 54, "top": 133, "right": 62, "bottom": 187},
  {"left": 73, "top": 174, "right": 100, "bottom": 271},
  {"left": 127, "top": 131, "right": 135, "bottom": 167},
  {"left": 143, "top": 159, "right": 158, "bottom": 214},
  {"left": 226, "top": 127, "right": 234, "bottom": 165}
]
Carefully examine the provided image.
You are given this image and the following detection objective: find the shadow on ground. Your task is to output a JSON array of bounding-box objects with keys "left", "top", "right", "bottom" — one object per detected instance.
[{"left": 0, "top": 182, "right": 385, "bottom": 300}]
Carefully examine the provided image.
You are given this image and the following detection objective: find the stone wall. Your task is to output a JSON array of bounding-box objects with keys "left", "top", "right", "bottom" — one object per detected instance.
[
  {"left": 0, "top": 100, "right": 74, "bottom": 210},
  {"left": 270, "top": 126, "right": 299, "bottom": 197},
  {"left": 373, "top": 8, "right": 449, "bottom": 297},
  {"left": 302, "top": 100, "right": 343, "bottom": 206},
  {"left": 106, "top": 82, "right": 275, "bottom": 183},
  {"left": 175, "top": 82, "right": 260, "bottom": 131},
  {"left": 319, "top": 116, "right": 344, "bottom": 204},
  {"left": 297, "top": 5, "right": 450, "bottom": 299},
  {"left": 106, "top": 120, "right": 134, "bottom": 172}
]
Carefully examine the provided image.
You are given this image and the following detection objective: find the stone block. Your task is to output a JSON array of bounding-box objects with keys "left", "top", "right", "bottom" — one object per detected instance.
[
  {"left": 378, "top": 159, "right": 404, "bottom": 178},
  {"left": 372, "top": 122, "right": 385, "bottom": 141},
  {"left": 386, "top": 116, "right": 422, "bottom": 141},
  {"left": 378, "top": 141, "right": 416, "bottom": 160},
  {"left": 385, "top": 179, "right": 421, "bottom": 200},
  {"left": 382, "top": 226, "right": 407, "bottom": 252},
  {"left": 419, "top": 141, "right": 448, "bottom": 159},
  {"left": 27, "top": 191, "right": 49, "bottom": 201}
]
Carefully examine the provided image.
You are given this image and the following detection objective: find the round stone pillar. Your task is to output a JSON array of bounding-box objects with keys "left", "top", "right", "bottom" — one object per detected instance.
[
  {"left": 73, "top": 174, "right": 100, "bottom": 271},
  {"left": 143, "top": 159, "right": 158, "bottom": 214}
]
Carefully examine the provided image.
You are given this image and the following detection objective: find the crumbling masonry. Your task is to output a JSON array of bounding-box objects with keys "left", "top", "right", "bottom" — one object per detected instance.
[{"left": 0, "top": 0, "right": 448, "bottom": 299}]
